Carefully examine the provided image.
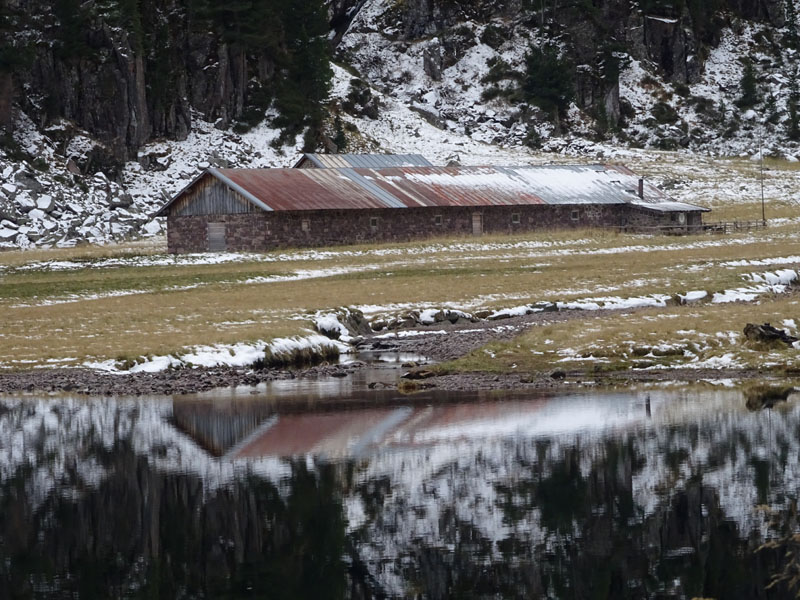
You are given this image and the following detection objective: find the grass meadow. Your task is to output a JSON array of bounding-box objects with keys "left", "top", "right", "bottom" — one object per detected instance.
[{"left": 0, "top": 153, "right": 798, "bottom": 373}]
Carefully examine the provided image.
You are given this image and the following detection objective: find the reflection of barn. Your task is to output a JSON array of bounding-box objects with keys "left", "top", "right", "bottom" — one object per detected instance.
[
  {"left": 171, "top": 399, "right": 550, "bottom": 459},
  {"left": 157, "top": 155, "right": 709, "bottom": 253}
]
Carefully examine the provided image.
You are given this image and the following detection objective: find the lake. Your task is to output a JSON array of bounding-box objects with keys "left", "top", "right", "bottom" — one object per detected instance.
[{"left": 0, "top": 382, "right": 798, "bottom": 599}]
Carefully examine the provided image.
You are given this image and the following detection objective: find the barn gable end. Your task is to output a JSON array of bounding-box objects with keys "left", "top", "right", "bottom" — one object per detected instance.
[{"left": 168, "top": 173, "right": 264, "bottom": 217}]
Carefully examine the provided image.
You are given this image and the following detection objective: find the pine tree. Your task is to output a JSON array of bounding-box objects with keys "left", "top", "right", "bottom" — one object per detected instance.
[
  {"left": 521, "top": 46, "right": 574, "bottom": 124},
  {"left": 53, "top": 0, "right": 92, "bottom": 59},
  {"left": 787, "top": 0, "right": 800, "bottom": 52},
  {"left": 273, "top": 0, "right": 332, "bottom": 145},
  {"left": 333, "top": 114, "right": 347, "bottom": 151},
  {"left": 736, "top": 58, "right": 759, "bottom": 110}
]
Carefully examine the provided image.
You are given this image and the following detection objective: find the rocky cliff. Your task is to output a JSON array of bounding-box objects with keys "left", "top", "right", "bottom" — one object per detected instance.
[{"left": 0, "top": 0, "right": 797, "bottom": 249}]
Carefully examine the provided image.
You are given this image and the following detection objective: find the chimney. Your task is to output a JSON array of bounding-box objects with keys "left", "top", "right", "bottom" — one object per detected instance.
[{"left": 638, "top": 178, "right": 644, "bottom": 199}]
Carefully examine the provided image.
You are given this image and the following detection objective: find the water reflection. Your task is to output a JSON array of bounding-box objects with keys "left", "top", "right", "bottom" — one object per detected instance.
[{"left": 0, "top": 388, "right": 798, "bottom": 598}]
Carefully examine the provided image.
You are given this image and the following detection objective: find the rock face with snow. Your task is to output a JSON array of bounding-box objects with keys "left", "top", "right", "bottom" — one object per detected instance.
[{"left": 0, "top": 0, "right": 799, "bottom": 249}]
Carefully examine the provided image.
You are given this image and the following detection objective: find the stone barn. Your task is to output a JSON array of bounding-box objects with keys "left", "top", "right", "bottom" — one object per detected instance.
[{"left": 156, "top": 162, "right": 709, "bottom": 253}]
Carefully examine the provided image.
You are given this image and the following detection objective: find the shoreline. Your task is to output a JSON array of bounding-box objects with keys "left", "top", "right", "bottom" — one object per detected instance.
[{"left": 0, "top": 308, "right": 793, "bottom": 397}]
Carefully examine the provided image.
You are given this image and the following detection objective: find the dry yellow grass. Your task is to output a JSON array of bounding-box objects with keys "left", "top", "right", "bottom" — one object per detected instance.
[
  {"left": 0, "top": 208, "right": 798, "bottom": 369},
  {"left": 445, "top": 294, "right": 800, "bottom": 375}
]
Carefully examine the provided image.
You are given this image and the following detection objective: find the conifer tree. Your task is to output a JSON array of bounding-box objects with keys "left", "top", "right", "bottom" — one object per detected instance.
[
  {"left": 333, "top": 114, "right": 347, "bottom": 151},
  {"left": 272, "top": 0, "right": 332, "bottom": 146},
  {"left": 787, "top": 0, "right": 799, "bottom": 52},
  {"left": 521, "top": 46, "right": 574, "bottom": 125},
  {"left": 785, "top": 1, "right": 800, "bottom": 139},
  {"left": 736, "top": 58, "right": 759, "bottom": 110}
]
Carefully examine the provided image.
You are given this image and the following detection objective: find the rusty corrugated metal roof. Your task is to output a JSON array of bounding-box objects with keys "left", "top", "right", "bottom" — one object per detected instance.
[
  {"left": 219, "top": 168, "right": 394, "bottom": 211},
  {"left": 293, "top": 153, "right": 434, "bottom": 169},
  {"left": 157, "top": 164, "right": 707, "bottom": 215}
]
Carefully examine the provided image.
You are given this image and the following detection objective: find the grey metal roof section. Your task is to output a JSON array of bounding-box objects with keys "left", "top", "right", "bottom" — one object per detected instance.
[
  {"left": 507, "top": 165, "right": 706, "bottom": 211},
  {"left": 296, "top": 153, "right": 434, "bottom": 169},
  {"left": 338, "top": 168, "right": 407, "bottom": 208},
  {"left": 631, "top": 200, "right": 711, "bottom": 212},
  {"left": 209, "top": 168, "right": 274, "bottom": 212},
  {"left": 506, "top": 164, "right": 648, "bottom": 205}
]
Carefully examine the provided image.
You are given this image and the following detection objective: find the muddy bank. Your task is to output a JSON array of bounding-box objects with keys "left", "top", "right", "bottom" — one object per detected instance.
[
  {"left": 0, "top": 362, "right": 367, "bottom": 397},
  {"left": 424, "top": 368, "right": 778, "bottom": 391}
]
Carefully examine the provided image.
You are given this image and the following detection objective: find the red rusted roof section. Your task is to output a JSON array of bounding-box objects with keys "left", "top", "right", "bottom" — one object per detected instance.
[
  {"left": 218, "top": 166, "right": 551, "bottom": 211},
  {"left": 218, "top": 168, "right": 392, "bottom": 211}
]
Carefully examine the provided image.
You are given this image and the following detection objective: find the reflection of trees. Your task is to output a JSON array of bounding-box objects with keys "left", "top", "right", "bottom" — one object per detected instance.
[
  {"left": 1, "top": 397, "right": 799, "bottom": 599},
  {"left": 0, "top": 446, "right": 351, "bottom": 599},
  {"left": 352, "top": 436, "right": 793, "bottom": 600}
]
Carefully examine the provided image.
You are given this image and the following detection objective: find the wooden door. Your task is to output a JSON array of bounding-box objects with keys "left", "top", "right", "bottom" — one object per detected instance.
[
  {"left": 472, "top": 213, "right": 483, "bottom": 235},
  {"left": 207, "top": 222, "right": 226, "bottom": 251}
]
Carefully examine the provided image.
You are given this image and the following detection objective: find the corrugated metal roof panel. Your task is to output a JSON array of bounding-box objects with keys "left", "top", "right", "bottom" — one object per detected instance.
[
  {"left": 631, "top": 200, "right": 711, "bottom": 213},
  {"left": 218, "top": 168, "right": 396, "bottom": 211},
  {"left": 298, "top": 153, "right": 434, "bottom": 169},
  {"left": 338, "top": 168, "right": 407, "bottom": 208},
  {"left": 360, "top": 166, "right": 547, "bottom": 207}
]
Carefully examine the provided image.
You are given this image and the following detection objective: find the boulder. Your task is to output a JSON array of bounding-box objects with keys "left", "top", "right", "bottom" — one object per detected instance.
[
  {"left": 370, "top": 319, "right": 387, "bottom": 332},
  {"left": 401, "top": 369, "right": 436, "bottom": 380},
  {"left": 16, "top": 195, "right": 35, "bottom": 211},
  {"left": 743, "top": 322, "right": 798, "bottom": 346},
  {"left": 36, "top": 194, "right": 55, "bottom": 212},
  {"left": 315, "top": 307, "right": 373, "bottom": 340},
  {"left": 14, "top": 172, "right": 44, "bottom": 194},
  {"left": 143, "top": 220, "right": 161, "bottom": 235},
  {"left": 109, "top": 193, "right": 133, "bottom": 208}
]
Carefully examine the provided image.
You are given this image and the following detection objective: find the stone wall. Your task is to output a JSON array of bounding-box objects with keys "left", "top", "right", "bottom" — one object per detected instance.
[
  {"left": 626, "top": 206, "right": 704, "bottom": 232},
  {"left": 166, "top": 204, "right": 703, "bottom": 253}
]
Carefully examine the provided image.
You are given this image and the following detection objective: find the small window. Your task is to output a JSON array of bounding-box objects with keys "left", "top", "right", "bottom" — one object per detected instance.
[
  {"left": 370, "top": 216, "right": 379, "bottom": 229},
  {"left": 301, "top": 218, "right": 310, "bottom": 232},
  {"left": 571, "top": 209, "right": 580, "bottom": 221},
  {"left": 511, "top": 213, "right": 520, "bottom": 224},
  {"left": 434, "top": 214, "right": 443, "bottom": 226}
]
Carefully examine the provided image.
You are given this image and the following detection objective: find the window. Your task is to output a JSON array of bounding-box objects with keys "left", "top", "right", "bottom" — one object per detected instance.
[
  {"left": 301, "top": 218, "right": 310, "bottom": 232},
  {"left": 511, "top": 213, "right": 520, "bottom": 224},
  {"left": 571, "top": 209, "right": 580, "bottom": 221},
  {"left": 370, "top": 216, "right": 379, "bottom": 230},
  {"left": 434, "top": 214, "right": 443, "bottom": 226}
]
